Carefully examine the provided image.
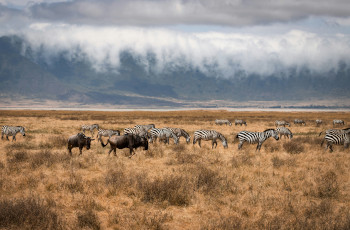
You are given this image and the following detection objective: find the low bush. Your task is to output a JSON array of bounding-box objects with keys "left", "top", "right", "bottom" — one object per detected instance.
[
  {"left": 77, "top": 210, "right": 101, "bottom": 230},
  {"left": 0, "top": 196, "right": 65, "bottom": 229},
  {"left": 283, "top": 140, "right": 304, "bottom": 154},
  {"left": 138, "top": 174, "right": 193, "bottom": 206}
]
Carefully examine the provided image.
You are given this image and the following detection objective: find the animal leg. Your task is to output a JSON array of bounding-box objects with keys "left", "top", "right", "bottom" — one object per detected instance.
[
  {"left": 256, "top": 143, "right": 261, "bottom": 152},
  {"left": 238, "top": 141, "right": 244, "bottom": 150},
  {"left": 108, "top": 148, "right": 113, "bottom": 155},
  {"left": 12, "top": 135, "right": 16, "bottom": 141},
  {"left": 198, "top": 139, "right": 201, "bottom": 147},
  {"left": 6, "top": 135, "right": 9, "bottom": 141}
]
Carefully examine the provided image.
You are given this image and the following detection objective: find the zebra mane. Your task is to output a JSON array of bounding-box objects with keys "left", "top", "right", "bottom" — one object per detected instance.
[{"left": 263, "top": 128, "right": 275, "bottom": 132}]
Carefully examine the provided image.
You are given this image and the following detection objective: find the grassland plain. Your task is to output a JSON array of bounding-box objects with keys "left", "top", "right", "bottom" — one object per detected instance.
[{"left": 0, "top": 110, "right": 349, "bottom": 230}]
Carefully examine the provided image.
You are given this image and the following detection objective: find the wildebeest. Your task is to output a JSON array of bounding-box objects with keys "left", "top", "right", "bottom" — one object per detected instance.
[
  {"left": 101, "top": 134, "right": 148, "bottom": 157},
  {"left": 67, "top": 133, "right": 94, "bottom": 155}
]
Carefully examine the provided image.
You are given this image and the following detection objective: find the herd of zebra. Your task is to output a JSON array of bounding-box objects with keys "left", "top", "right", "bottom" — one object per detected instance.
[{"left": 1, "top": 118, "right": 349, "bottom": 153}]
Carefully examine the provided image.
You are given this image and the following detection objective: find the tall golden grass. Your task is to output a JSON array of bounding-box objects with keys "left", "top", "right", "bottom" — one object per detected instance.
[{"left": 0, "top": 110, "right": 349, "bottom": 229}]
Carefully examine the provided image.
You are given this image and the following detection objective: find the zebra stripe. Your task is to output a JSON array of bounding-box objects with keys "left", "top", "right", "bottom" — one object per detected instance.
[
  {"left": 193, "top": 130, "right": 228, "bottom": 149},
  {"left": 275, "top": 120, "right": 290, "bottom": 127},
  {"left": 97, "top": 129, "right": 120, "bottom": 142},
  {"left": 134, "top": 124, "right": 155, "bottom": 132},
  {"left": 235, "top": 120, "right": 247, "bottom": 126},
  {"left": 123, "top": 128, "right": 148, "bottom": 138},
  {"left": 333, "top": 120, "right": 345, "bottom": 127},
  {"left": 236, "top": 129, "right": 279, "bottom": 151},
  {"left": 149, "top": 128, "right": 179, "bottom": 145},
  {"left": 215, "top": 119, "right": 232, "bottom": 126},
  {"left": 321, "top": 130, "right": 350, "bottom": 152},
  {"left": 316, "top": 120, "right": 323, "bottom": 126},
  {"left": 319, "top": 128, "right": 350, "bottom": 137},
  {"left": 276, "top": 127, "right": 293, "bottom": 139},
  {"left": 81, "top": 124, "right": 99, "bottom": 137},
  {"left": 1, "top": 126, "right": 26, "bottom": 141},
  {"left": 294, "top": 119, "right": 306, "bottom": 125},
  {"left": 163, "top": 127, "right": 191, "bottom": 144}
]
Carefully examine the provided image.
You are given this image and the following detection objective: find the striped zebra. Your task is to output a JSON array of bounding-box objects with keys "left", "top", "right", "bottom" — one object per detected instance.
[
  {"left": 215, "top": 119, "right": 232, "bottom": 126},
  {"left": 236, "top": 129, "right": 279, "bottom": 151},
  {"left": 321, "top": 128, "right": 350, "bottom": 152},
  {"left": 134, "top": 124, "right": 155, "bottom": 132},
  {"left": 164, "top": 127, "right": 191, "bottom": 144},
  {"left": 149, "top": 128, "right": 179, "bottom": 145},
  {"left": 315, "top": 119, "right": 323, "bottom": 126},
  {"left": 319, "top": 128, "right": 350, "bottom": 137},
  {"left": 276, "top": 127, "right": 293, "bottom": 139},
  {"left": 97, "top": 129, "right": 120, "bottom": 142},
  {"left": 275, "top": 120, "right": 290, "bottom": 127},
  {"left": 193, "top": 130, "right": 228, "bottom": 149},
  {"left": 333, "top": 120, "right": 345, "bottom": 127},
  {"left": 235, "top": 120, "right": 247, "bottom": 126},
  {"left": 81, "top": 124, "right": 99, "bottom": 137},
  {"left": 294, "top": 119, "right": 306, "bottom": 126},
  {"left": 1, "top": 126, "right": 26, "bottom": 141},
  {"left": 123, "top": 128, "right": 149, "bottom": 138}
]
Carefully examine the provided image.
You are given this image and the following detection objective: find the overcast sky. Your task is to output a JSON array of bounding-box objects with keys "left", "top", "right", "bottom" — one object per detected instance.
[{"left": 1, "top": 0, "right": 350, "bottom": 77}]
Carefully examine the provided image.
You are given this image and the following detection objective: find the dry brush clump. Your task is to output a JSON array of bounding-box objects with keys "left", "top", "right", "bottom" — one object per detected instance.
[
  {"left": 137, "top": 173, "right": 193, "bottom": 206},
  {"left": 0, "top": 196, "right": 66, "bottom": 230}
]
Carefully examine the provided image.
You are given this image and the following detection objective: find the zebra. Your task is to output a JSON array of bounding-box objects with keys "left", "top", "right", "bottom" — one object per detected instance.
[
  {"left": 319, "top": 128, "right": 350, "bottom": 137},
  {"left": 1, "top": 126, "right": 26, "bottom": 141},
  {"left": 333, "top": 120, "right": 345, "bottom": 127},
  {"left": 97, "top": 129, "right": 120, "bottom": 142},
  {"left": 276, "top": 127, "right": 293, "bottom": 139},
  {"left": 236, "top": 129, "right": 279, "bottom": 151},
  {"left": 275, "top": 120, "right": 290, "bottom": 127},
  {"left": 193, "top": 130, "right": 228, "bottom": 149},
  {"left": 163, "top": 127, "right": 191, "bottom": 144},
  {"left": 215, "top": 119, "right": 232, "bottom": 126},
  {"left": 316, "top": 119, "right": 323, "bottom": 126},
  {"left": 149, "top": 128, "right": 179, "bottom": 145},
  {"left": 81, "top": 124, "right": 99, "bottom": 137},
  {"left": 321, "top": 128, "right": 350, "bottom": 152},
  {"left": 294, "top": 119, "right": 306, "bottom": 126},
  {"left": 134, "top": 124, "right": 155, "bottom": 132},
  {"left": 235, "top": 120, "right": 247, "bottom": 126},
  {"left": 123, "top": 128, "right": 149, "bottom": 138}
]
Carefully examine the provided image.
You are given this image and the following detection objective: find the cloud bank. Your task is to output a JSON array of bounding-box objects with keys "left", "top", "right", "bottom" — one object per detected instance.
[
  {"left": 16, "top": 24, "right": 350, "bottom": 78},
  {"left": 26, "top": 0, "right": 350, "bottom": 27}
]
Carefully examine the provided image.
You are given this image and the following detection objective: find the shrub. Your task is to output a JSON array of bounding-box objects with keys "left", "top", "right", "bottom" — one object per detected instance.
[
  {"left": 283, "top": 140, "right": 304, "bottom": 154},
  {"left": 30, "top": 150, "right": 70, "bottom": 169},
  {"left": 0, "top": 196, "right": 65, "bottom": 229},
  {"left": 317, "top": 171, "right": 339, "bottom": 199},
  {"left": 39, "top": 135, "right": 67, "bottom": 149},
  {"left": 195, "top": 165, "right": 222, "bottom": 194},
  {"left": 7, "top": 150, "right": 28, "bottom": 164},
  {"left": 174, "top": 151, "right": 199, "bottom": 164},
  {"left": 271, "top": 156, "right": 285, "bottom": 168},
  {"left": 77, "top": 210, "right": 101, "bottom": 230},
  {"left": 105, "top": 168, "right": 127, "bottom": 191},
  {"left": 201, "top": 215, "right": 242, "bottom": 230},
  {"left": 138, "top": 174, "right": 193, "bottom": 206}
]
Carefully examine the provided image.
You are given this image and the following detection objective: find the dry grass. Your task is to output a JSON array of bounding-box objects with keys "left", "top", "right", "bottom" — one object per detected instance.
[{"left": 0, "top": 109, "right": 350, "bottom": 229}]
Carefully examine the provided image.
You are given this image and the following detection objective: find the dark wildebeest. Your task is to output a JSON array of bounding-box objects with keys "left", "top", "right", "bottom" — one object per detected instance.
[
  {"left": 101, "top": 134, "right": 148, "bottom": 157},
  {"left": 67, "top": 133, "right": 94, "bottom": 155}
]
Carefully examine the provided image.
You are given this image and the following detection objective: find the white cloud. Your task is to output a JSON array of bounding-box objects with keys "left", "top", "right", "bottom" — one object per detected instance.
[{"left": 18, "top": 24, "right": 350, "bottom": 78}]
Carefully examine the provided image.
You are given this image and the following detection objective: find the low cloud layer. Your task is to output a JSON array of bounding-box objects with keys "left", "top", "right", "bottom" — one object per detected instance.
[
  {"left": 16, "top": 24, "right": 350, "bottom": 78},
  {"left": 1, "top": 0, "right": 350, "bottom": 27}
]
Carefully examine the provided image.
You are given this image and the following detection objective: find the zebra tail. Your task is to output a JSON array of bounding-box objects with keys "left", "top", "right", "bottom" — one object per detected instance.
[
  {"left": 318, "top": 131, "right": 323, "bottom": 137},
  {"left": 320, "top": 139, "right": 324, "bottom": 147},
  {"left": 101, "top": 139, "right": 109, "bottom": 148}
]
